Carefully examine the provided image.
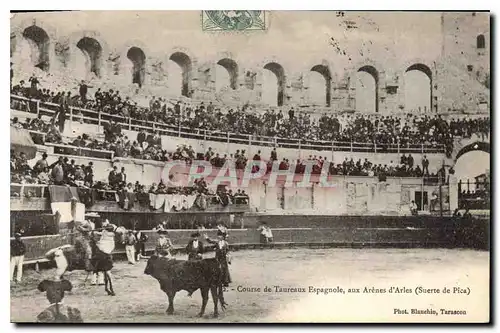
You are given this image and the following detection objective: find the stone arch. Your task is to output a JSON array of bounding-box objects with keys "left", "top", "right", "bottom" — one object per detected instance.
[
  {"left": 127, "top": 47, "right": 146, "bottom": 87},
  {"left": 310, "top": 64, "right": 332, "bottom": 107},
  {"left": 263, "top": 62, "right": 286, "bottom": 106},
  {"left": 76, "top": 37, "right": 103, "bottom": 77},
  {"left": 21, "top": 25, "right": 50, "bottom": 71},
  {"left": 455, "top": 141, "right": 490, "bottom": 162},
  {"left": 477, "top": 34, "right": 486, "bottom": 49},
  {"left": 11, "top": 17, "right": 58, "bottom": 71},
  {"left": 68, "top": 31, "right": 109, "bottom": 80},
  {"left": 404, "top": 63, "right": 432, "bottom": 113},
  {"left": 169, "top": 51, "right": 193, "bottom": 97},
  {"left": 356, "top": 65, "right": 379, "bottom": 113},
  {"left": 216, "top": 58, "right": 238, "bottom": 90}
]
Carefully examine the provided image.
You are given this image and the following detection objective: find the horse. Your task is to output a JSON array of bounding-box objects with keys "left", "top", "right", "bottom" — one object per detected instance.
[{"left": 45, "top": 224, "right": 128, "bottom": 296}]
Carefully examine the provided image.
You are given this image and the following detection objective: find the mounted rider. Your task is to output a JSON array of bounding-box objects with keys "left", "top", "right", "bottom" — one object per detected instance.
[
  {"left": 73, "top": 220, "right": 95, "bottom": 272},
  {"left": 93, "top": 220, "right": 119, "bottom": 255}
]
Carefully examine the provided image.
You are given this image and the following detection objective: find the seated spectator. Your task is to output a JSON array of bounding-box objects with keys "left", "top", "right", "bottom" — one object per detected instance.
[{"left": 37, "top": 167, "right": 51, "bottom": 184}]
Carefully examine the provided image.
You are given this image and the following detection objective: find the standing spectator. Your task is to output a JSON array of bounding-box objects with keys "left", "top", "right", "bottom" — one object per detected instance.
[
  {"left": 10, "top": 231, "right": 26, "bottom": 283},
  {"left": 207, "top": 102, "right": 214, "bottom": 113},
  {"left": 50, "top": 159, "right": 65, "bottom": 185},
  {"left": 108, "top": 166, "right": 118, "bottom": 187},
  {"left": 137, "top": 129, "right": 146, "bottom": 146},
  {"left": 271, "top": 148, "right": 278, "bottom": 161},
  {"left": 134, "top": 227, "right": 149, "bottom": 260},
  {"left": 78, "top": 80, "right": 92, "bottom": 104},
  {"left": 410, "top": 200, "right": 418, "bottom": 216},
  {"left": 407, "top": 154, "right": 414, "bottom": 169},
  {"left": 124, "top": 230, "right": 137, "bottom": 264},
  {"left": 422, "top": 155, "right": 429, "bottom": 175},
  {"left": 29, "top": 74, "right": 40, "bottom": 97},
  {"left": 430, "top": 192, "right": 438, "bottom": 212},
  {"left": 118, "top": 167, "right": 127, "bottom": 186},
  {"left": 57, "top": 92, "right": 70, "bottom": 133}
]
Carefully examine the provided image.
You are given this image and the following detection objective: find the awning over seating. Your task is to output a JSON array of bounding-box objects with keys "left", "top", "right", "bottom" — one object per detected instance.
[{"left": 10, "top": 127, "right": 37, "bottom": 159}]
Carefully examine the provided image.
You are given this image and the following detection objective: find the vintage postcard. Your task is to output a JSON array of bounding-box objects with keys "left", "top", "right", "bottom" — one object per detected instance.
[{"left": 9, "top": 10, "right": 490, "bottom": 323}]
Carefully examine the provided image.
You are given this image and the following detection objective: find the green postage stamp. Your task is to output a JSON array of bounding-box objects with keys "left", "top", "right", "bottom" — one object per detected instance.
[{"left": 202, "top": 11, "right": 266, "bottom": 31}]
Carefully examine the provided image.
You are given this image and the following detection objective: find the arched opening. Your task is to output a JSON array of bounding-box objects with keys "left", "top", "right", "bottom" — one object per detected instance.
[
  {"left": 263, "top": 62, "right": 285, "bottom": 107},
  {"left": 127, "top": 47, "right": 146, "bottom": 88},
  {"left": 404, "top": 63, "right": 432, "bottom": 113},
  {"left": 356, "top": 66, "right": 378, "bottom": 113},
  {"left": 169, "top": 52, "right": 192, "bottom": 97},
  {"left": 216, "top": 58, "right": 238, "bottom": 91},
  {"left": 454, "top": 143, "right": 490, "bottom": 209},
  {"left": 477, "top": 34, "right": 486, "bottom": 49},
  {"left": 76, "top": 37, "right": 103, "bottom": 78},
  {"left": 310, "top": 65, "right": 331, "bottom": 107},
  {"left": 22, "top": 25, "right": 50, "bottom": 71}
]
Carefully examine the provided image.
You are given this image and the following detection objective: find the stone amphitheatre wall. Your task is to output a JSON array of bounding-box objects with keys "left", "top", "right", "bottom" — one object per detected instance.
[{"left": 11, "top": 11, "right": 490, "bottom": 114}]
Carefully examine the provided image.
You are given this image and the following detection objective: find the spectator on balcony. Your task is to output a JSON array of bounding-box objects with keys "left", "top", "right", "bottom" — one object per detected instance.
[
  {"left": 205, "top": 147, "right": 214, "bottom": 161},
  {"left": 78, "top": 80, "right": 92, "bottom": 104},
  {"left": 400, "top": 154, "right": 407, "bottom": 165},
  {"left": 33, "top": 153, "right": 49, "bottom": 173},
  {"left": 137, "top": 129, "right": 146, "bottom": 146},
  {"left": 108, "top": 166, "right": 118, "bottom": 188},
  {"left": 207, "top": 102, "right": 214, "bottom": 113},
  {"left": 84, "top": 162, "right": 94, "bottom": 185},
  {"left": 29, "top": 74, "right": 40, "bottom": 98},
  {"left": 11, "top": 117, "right": 23, "bottom": 129},
  {"left": 422, "top": 155, "right": 430, "bottom": 175},
  {"left": 407, "top": 154, "right": 414, "bottom": 169},
  {"left": 270, "top": 148, "right": 277, "bottom": 161},
  {"left": 37, "top": 167, "right": 50, "bottom": 184},
  {"left": 16, "top": 152, "right": 31, "bottom": 174},
  {"left": 11, "top": 80, "right": 26, "bottom": 96},
  {"left": 118, "top": 167, "right": 127, "bottom": 187},
  {"left": 65, "top": 159, "right": 76, "bottom": 178},
  {"left": 150, "top": 131, "right": 161, "bottom": 147},
  {"left": 253, "top": 150, "right": 261, "bottom": 161}
]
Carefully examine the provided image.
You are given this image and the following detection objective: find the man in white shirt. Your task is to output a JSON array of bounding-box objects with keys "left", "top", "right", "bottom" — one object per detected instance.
[{"left": 258, "top": 222, "right": 273, "bottom": 244}]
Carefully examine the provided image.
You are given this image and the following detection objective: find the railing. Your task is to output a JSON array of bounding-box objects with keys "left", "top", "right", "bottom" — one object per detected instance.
[
  {"left": 27, "top": 130, "right": 47, "bottom": 145},
  {"left": 10, "top": 183, "right": 49, "bottom": 198},
  {"left": 45, "top": 142, "right": 115, "bottom": 160},
  {"left": 11, "top": 94, "right": 446, "bottom": 155}
]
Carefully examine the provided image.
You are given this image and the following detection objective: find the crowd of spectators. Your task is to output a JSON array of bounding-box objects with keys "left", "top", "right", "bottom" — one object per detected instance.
[
  {"left": 11, "top": 78, "right": 490, "bottom": 157},
  {"left": 10, "top": 152, "right": 95, "bottom": 188},
  {"left": 11, "top": 116, "right": 62, "bottom": 145}
]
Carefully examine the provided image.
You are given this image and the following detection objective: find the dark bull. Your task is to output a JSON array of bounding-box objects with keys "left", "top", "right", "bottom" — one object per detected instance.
[{"left": 144, "top": 255, "right": 227, "bottom": 317}]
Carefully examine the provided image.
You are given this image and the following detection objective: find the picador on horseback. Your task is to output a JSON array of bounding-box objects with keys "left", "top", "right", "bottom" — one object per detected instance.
[{"left": 45, "top": 216, "right": 127, "bottom": 296}]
